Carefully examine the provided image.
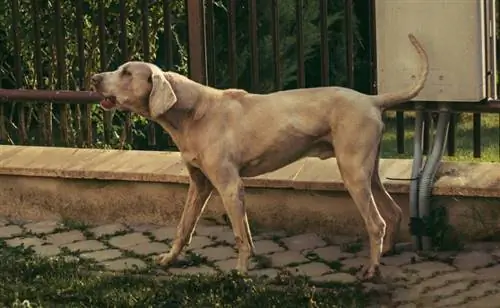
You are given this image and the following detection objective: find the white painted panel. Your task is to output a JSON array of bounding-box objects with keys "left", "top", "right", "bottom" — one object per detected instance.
[{"left": 375, "top": 0, "right": 486, "bottom": 102}]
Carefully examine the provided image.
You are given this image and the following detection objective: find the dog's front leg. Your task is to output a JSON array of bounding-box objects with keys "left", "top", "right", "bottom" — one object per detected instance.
[
  {"left": 220, "top": 180, "right": 255, "bottom": 273},
  {"left": 205, "top": 164, "right": 255, "bottom": 273},
  {"left": 156, "top": 165, "right": 213, "bottom": 267}
]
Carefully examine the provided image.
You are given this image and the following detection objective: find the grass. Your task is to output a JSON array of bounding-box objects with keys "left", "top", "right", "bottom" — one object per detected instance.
[
  {"left": 381, "top": 112, "right": 499, "bottom": 162},
  {"left": 0, "top": 242, "right": 370, "bottom": 308}
]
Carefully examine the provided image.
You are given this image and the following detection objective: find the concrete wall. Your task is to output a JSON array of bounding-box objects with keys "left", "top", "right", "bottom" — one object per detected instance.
[{"left": 0, "top": 146, "right": 499, "bottom": 242}]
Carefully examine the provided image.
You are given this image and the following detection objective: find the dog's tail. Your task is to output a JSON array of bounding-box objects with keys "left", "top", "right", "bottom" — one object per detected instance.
[{"left": 373, "top": 33, "right": 429, "bottom": 110}]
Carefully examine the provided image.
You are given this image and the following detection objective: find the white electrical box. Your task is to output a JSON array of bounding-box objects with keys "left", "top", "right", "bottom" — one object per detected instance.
[{"left": 375, "top": 0, "right": 496, "bottom": 102}]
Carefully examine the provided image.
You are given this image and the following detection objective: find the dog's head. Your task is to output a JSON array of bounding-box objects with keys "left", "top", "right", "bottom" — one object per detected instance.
[{"left": 90, "top": 61, "right": 177, "bottom": 119}]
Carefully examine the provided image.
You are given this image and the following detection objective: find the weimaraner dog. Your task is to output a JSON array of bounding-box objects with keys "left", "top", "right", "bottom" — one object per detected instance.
[{"left": 90, "top": 33, "right": 428, "bottom": 280}]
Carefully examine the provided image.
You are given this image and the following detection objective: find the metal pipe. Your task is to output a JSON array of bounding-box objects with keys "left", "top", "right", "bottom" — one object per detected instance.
[
  {"left": 344, "top": 0, "right": 354, "bottom": 88},
  {"left": 319, "top": 0, "right": 329, "bottom": 86},
  {"left": 409, "top": 104, "right": 425, "bottom": 250},
  {"left": 418, "top": 104, "right": 451, "bottom": 250},
  {"left": 0, "top": 89, "right": 102, "bottom": 102},
  {"left": 295, "top": 0, "right": 305, "bottom": 88}
]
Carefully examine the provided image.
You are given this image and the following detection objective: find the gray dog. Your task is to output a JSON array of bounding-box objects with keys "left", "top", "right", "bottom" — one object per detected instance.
[{"left": 90, "top": 33, "right": 428, "bottom": 280}]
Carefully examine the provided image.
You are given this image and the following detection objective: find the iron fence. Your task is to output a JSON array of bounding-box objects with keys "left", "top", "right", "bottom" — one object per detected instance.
[{"left": 0, "top": 0, "right": 499, "bottom": 159}]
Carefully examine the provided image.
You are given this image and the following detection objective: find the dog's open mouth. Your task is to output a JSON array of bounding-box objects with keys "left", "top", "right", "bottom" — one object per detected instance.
[{"left": 100, "top": 96, "right": 117, "bottom": 110}]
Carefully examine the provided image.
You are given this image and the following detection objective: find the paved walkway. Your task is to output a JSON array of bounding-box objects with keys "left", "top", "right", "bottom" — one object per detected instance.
[{"left": 2, "top": 218, "right": 500, "bottom": 307}]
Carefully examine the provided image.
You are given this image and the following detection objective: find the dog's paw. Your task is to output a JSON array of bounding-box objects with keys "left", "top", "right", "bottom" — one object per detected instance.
[
  {"left": 235, "top": 259, "right": 250, "bottom": 275},
  {"left": 155, "top": 252, "right": 175, "bottom": 266},
  {"left": 357, "top": 264, "right": 382, "bottom": 283}
]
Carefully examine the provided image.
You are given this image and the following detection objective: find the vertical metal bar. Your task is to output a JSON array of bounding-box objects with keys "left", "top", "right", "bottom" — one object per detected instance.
[
  {"left": 75, "top": 0, "right": 86, "bottom": 147},
  {"left": 32, "top": 0, "right": 46, "bottom": 145},
  {"left": 423, "top": 112, "right": 430, "bottom": 155},
  {"left": 368, "top": 0, "right": 377, "bottom": 94},
  {"left": 496, "top": 2, "right": 500, "bottom": 160},
  {"left": 76, "top": 0, "right": 91, "bottom": 147},
  {"left": 206, "top": 0, "right": 216, "bottom": 86},
  {"left": 119, "top": 0, "right": 133, "bottom": 149},
  {"left": 120, "top": 1, "right": 130, "bottom": 61},
  {"left": 248, "top": 0, "right": 259, "bottom": 92},
  {"left": 186, "top": 0, "right": 207, "bottom": 84},
  {"left": 140, "top": 0, "right": 157, "bottom": 149},
  {"left": 319, "top": 0, "right": 329, "bottom": 86},
  {"left": 296, "top": 0, "right": 305, "bottom": 88},
  {"left": 473, "top": 113, "right": 481, "bottom": 158},
  {"left": 228, "top": 0, "right": 238, "bottom": 88},
  {"left": 141, "top": 0, "right": 156, "bottom": 148},
  {"left": 396, "top": 112, "right": 405, "bottom": 154},
  {"left": 486, "top": 0, "right": 497, "bottom": 100},
  {"left": 162, "top": 0, "right": 175, "bottom": 149},
  {"left": 344, "top": 0, "right": 354, "bottom": 88},
  {"left": 447, "top": 114, "right": 456, "bottom": 156},
  {"left": 98, "top": 0, "right": 112, "bottom": 145},
  {"left": 47, "top": 37, "right": 55, "bottom": 145},
  {"left": 477, "top": 0, "right": 495, "bottom": 158},
  {"left": 55, "top": 0, "right": 71, "bottom": 146},
  {"left": 0, "top": 61, "right": 6, "bottom": 143},
  {"left": 271, "top": 0, "right": 281, "bottom": 91},
  {"left": 163, "top": 0, "right": 174, "bottom": 70},
  {"left": 11, "top": 0, "right": 27, "bottom": 145}
]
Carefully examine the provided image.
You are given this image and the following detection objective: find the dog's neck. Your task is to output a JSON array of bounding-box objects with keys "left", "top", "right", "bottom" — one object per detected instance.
[{"left": 155, "top": 73, "right": 219, "bottom": 150}]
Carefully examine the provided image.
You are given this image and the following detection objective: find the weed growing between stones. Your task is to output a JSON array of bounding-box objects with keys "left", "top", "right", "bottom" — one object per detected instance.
[
  {"left": 426, "top": 198, "right": 465, "bottom": 251},
  {"left": 341, "top": 239, "right": 364, "bottom": 254}
]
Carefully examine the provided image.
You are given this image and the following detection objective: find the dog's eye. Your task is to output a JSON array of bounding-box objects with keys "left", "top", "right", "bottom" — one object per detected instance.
[
  {"left": 121, "top": 69, "right": 131, "bottom": 76},
  {"left": 147, "top": 76, "right": 152, "bottom": 83}
]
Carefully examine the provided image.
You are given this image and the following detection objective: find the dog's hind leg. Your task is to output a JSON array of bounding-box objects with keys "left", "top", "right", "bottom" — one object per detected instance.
[
  {"left": 333, "top": 122, "right": 386, "bottom": 280},
  {"left": 371, "top": 148, "right": 403, "bottom": 256},
  {"left": 156, "top": 165, "right": 213, "bottom": 267}
]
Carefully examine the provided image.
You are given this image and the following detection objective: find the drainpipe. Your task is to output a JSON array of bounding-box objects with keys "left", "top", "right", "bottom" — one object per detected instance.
[
  {"left": 418, "top": 103, "right": 451, "bottom": 250},
  {"left": 409, "top": 103, "right": 425, "bottom": 250}
]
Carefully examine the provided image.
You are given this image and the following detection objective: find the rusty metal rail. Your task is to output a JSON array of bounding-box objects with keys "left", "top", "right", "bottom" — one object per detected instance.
[
  {"left": 0, "top": 89, "right": 102, "bottom": 103},
  {"left": 1, "top": 88, "right": 499, "bottom": 114}
]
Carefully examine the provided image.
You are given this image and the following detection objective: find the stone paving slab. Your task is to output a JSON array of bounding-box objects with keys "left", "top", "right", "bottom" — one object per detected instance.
[
  {"left": 150, "top": 226, "right": 177, "bottom": 241},
  {"left": 108, "top": 233, "right": 150, "bottom": 249},
  {"left": 101, "top": 258, "right": 147, "bottom": 271},
  {"left": 126, "top": 242, "right": 170, "bottom": 256},
  {"left": 2, "top": 217, "right": 500, "bottom": 307},
  {"left": 46, "top": 230, "right": 86, "bottom": 246},
  {"left": 24, "top": 220, "right": 60, "bottom": 235},
  {"left": 32, "top": 244, "right": 61, "bottom": 257},
  {"left": 90, "top": 223, "right": 129, "bottom": 238},
  {"left": 6, "top": 236, "right": 44, "bottom": 248},
  {"left": 63, "top": 240, "right": 108, "bottom": 252},
  {"left": 81, "top": 249, "right": 123, "bottom": 262},
  {"left": 0, "top": 225, "right": 23, "bottom": 238},
  {"left": 281, "top": 233, "right": 327, "bottom": 251}
]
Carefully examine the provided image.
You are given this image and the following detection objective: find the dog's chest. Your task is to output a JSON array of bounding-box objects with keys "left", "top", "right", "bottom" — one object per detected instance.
[{"left": 181, "top": 152, "right": 201, "bottom": 168}]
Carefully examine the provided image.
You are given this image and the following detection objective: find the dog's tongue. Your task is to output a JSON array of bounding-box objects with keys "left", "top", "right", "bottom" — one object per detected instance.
[{"left": 100, "top": 98, "right": 115, "bottom": 109}]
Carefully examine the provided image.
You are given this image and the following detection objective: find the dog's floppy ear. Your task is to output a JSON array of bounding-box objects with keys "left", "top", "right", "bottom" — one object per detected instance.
[{"left": 149, "top": 72, "right": 177, "bottom": 118}]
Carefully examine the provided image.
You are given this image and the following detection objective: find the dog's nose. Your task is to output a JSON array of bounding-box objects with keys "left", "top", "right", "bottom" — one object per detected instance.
[{"left": 90, "top": 74, "right": 103, "bottom": 85}]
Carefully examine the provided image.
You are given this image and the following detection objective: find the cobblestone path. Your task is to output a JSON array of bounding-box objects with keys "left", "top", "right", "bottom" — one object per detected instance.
[{"left": 2, "top": 217, "right": 500, "bottom": 307}]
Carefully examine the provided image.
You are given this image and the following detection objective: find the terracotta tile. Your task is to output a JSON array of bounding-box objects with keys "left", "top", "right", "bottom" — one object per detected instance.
[
  {"left": 65, "top": 149, "right": 111, "bottom": 171},
  {"left": 292, "top": 158, "right": 343, "bottom": 190},
  {"left": 0, "top": 146, "right": 26, "bottom": 162},
  {"left": 244, "top": 159, "right": 306, "bottom": 188},
  {"left": 0, "top": 146, "right": 46, "bottom": 168},
  {"left": 380, "top": 159, "right": 412, "bottom": 182},
  {"left": 164, "top": 161, "right": 189, "bottom": 177},
  {"left": 82, "top": 151, "right": 127, "bottom": 172}
]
